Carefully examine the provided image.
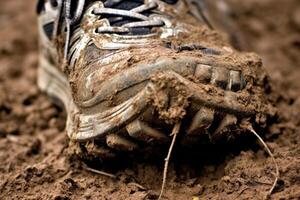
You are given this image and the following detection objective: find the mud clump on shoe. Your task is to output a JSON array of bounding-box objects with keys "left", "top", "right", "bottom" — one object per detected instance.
[{"left": 150, "top": 72, "right": 190, "bottom": 124}]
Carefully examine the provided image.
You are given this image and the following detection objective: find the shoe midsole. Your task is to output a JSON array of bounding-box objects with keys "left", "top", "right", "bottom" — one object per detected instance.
[
  {"left": 38, "top": 55, "right": 151, "bottom": 141},
  {"left": 38, "top": 55, "right": 260, "bottom": 142}
]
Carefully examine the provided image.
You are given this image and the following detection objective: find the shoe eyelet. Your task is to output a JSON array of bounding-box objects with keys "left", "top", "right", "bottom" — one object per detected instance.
[{"left": 93, "top": 28, "right": 99, "bottom": 34}]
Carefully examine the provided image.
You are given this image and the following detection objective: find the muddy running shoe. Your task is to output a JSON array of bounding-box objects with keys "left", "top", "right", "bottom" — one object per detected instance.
[{"left": 37, "top": 0, "right": 272, "bottom": 158}]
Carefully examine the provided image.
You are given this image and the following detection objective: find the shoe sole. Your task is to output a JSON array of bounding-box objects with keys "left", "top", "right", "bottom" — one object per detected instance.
[{"left": 38, "top": 54, "right": 264, "bottom": 156}]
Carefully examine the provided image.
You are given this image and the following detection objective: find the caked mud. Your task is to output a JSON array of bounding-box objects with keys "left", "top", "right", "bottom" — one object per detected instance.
[{"left": 0, "top": 0, "right": 300, "bottom": 199}]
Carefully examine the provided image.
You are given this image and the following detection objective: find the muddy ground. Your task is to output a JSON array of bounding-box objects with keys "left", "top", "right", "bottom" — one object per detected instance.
[{"left": 1, "top": 0, "right": 300, "bottom": 199}]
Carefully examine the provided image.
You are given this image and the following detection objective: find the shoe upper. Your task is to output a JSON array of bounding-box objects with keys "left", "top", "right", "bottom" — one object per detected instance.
[{"left": 37, "top": 0, "right": 267, "bottom": 114}]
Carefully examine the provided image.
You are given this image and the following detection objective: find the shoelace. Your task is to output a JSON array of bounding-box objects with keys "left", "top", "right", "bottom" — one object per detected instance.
[
  {"left": 93, "top": 1, "right": 164, "bottom": 34},
  {"left": 63, "top": 0, "right": 86, "bottom": 61},
  {"left": 61, "top": 0, "right": 164, "bottom": 61}
]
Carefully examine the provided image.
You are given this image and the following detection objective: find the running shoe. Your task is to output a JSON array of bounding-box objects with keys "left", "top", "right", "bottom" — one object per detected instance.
[{"left": 37, "top": 0, "right": 272, "bottom": 158}]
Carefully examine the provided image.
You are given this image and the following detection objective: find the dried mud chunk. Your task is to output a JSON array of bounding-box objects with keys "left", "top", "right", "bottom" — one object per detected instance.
[{"left": 150, "top": 72, "right": 190, "bottom": 124}]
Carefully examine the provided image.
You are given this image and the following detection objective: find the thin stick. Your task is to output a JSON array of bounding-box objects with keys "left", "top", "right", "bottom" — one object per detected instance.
[
  {"left": 83, "top": 163, "right": 117, "bottom": 179},
  {"left": 249, "top": 127, "right": 279, "bottom": 198},
  {"left": 158, "top": 122, "right": 181, "bottom": 200},
  {"left": 127, "top": 182, "right": 147, "bottom": 191}
]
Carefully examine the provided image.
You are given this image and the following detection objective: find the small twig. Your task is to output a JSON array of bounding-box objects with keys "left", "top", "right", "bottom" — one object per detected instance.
[
  {"left": 253, "top": 180, "right": 273, "bottom": 186},
  {"left": 128, "top": 182, "right": 147, "bottom": 191},
  {"left": 249, "top": 127, "right": 279, "bottom": 199},
  {"left": 234, "top": 187, "right": 251, "bottom": 199},
  {"left": 82, "top": 163, "right": 117, "bottom": 179},
  {"left": 158, "top": 121, "right": 181, "bottom": 200}
]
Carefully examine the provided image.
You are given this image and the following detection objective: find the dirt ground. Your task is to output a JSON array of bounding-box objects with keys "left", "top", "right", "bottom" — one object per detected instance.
[{"left": 1, "top": 0, "right": 300, "bottom": 199}]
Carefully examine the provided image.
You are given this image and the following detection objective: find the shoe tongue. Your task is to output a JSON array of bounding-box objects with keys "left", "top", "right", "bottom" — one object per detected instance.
[{"left": 105, "top": 0, "right": 144, "bottom": 10}]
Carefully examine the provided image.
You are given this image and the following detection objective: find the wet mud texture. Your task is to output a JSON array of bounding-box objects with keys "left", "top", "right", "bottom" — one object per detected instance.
[{"left": 1, "top": 0, "right": 300, "bottom": 199}]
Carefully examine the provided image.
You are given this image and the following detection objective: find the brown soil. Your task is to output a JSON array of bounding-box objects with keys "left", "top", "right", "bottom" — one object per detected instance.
[{"left": 1, "top": 0, "right": 300, "bottom": 199}]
